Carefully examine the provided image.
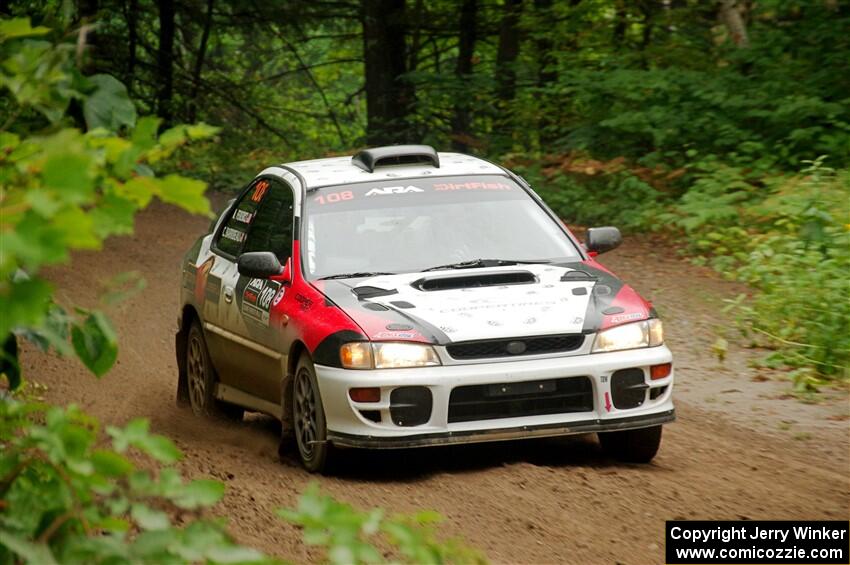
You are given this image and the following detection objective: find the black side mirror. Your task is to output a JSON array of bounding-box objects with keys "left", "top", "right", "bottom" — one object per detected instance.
[
  {"left": 237, "top": 251, "right": 283, "bottom": 278},
  {"left": 586, "top": 227, "right": 622, "bottom": 255}
]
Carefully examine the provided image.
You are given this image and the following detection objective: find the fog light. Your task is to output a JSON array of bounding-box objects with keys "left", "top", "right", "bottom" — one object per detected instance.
[
  {"left": 650, "top": 363, "right": 672, "bottom": 380},
  {"left": 349, "top": 387, "right": 381, "bottom": 402}
]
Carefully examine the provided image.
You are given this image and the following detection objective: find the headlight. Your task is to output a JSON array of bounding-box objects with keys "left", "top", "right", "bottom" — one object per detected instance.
[
  {"left": 340, "top": 342, "right": 441, "bottom": 369},
  {"left": 592, "top": 319, "right": 663, "bottom": 353}
]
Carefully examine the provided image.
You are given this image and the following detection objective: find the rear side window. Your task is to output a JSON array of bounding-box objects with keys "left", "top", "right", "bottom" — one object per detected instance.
[
  {"left": 215, "top": 181, "right": 268, "bottom": 256},
  {"left": 242, "top": 179, "right": 294, "bottom": 261}
]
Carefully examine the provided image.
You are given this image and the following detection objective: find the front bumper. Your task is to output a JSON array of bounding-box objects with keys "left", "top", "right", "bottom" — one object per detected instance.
[{"left": 315, "top": 345, "right": 674, "bottom": 449}]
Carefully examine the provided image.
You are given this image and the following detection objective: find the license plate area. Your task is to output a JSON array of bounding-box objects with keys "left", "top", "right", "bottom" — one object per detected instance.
[{"left": 487, "top": 379, "right": 557, "bottom": 397}]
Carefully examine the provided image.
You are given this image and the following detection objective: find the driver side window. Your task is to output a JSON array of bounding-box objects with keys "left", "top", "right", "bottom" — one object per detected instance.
[{"left": 217, "top": 178, "right": 294, "bottom": 261}]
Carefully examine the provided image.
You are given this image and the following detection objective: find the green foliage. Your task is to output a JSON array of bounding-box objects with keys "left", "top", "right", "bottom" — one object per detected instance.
[
  {"left": 0, "top": 17, "right": 216, "bottom": 380},
  {"left": 0, "top": 398, "right": 273, "bottom": 564},
  {"left": 279, "top": 483, "right": 487, "bottom": 565},
  {"left": 518, "top": 163, "right": 666, "bottom": 230},
  {"left": 663, "top": 158, "right": 848, "bottom": 382}
]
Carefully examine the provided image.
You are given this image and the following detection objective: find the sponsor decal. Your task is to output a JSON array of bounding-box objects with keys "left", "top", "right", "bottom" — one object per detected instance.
[
  {"left": 373, "top": 331, "right": 417, "bottom": 339},
  {"left": 365, "top": 185, "right": 424, "bottom": 196},
  {"left": 272, "top": 287, "right": 286, "bottom": 307},
  {"left": 232, "top": 208, "right": 255, "bottom": 224},
  {"left": 222, "top": 226, "right": 247, "bottom": 243},
  {"left": 295, "top": 293, "right": 313, "bottom": 311},
  {"left": 241, "top": 277, "right": 281, "bottom": 326},
  {"left": 313, "top": 190, "right": 354, "bottom": 206},
  {"left": 609, "top": 312, "right": 645, "bottom": 324},
  {"left": 433, "top": 181, "right": 512, "bottom": 191},
  {"left": 251, "top": 180, "right": 269, "bottom": 203}
]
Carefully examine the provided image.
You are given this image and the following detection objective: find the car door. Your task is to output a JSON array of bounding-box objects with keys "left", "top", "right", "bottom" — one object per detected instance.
[{"left": 209, "top": 177, "right": 295, "bottom": 402}]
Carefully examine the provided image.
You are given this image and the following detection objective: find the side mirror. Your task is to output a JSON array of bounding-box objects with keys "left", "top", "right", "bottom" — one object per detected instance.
[
  {"left": 271, "top": 257, "right": 292, "bottom": 285},
  {"left": 586, "top": 227, "right": 622, "bottom": 255},
  {"left": 237, "top": 252, "right": 283, "bottom": 279}
]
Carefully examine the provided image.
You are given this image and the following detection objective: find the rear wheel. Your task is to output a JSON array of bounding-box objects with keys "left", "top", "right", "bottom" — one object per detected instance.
[
  {"left": 186, "top": 322, "right": 244, "bottom": 421},
  {"left": 292, "top": 353, "right": 335, "bottom": 473},
  {"left": 598, "top": 425, "right": 662, "bottom": 463}
]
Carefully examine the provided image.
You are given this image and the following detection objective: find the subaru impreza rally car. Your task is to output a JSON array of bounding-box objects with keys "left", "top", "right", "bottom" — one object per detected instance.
[{"left": 176, "top": 145, "right": 674, "bottom": 472}]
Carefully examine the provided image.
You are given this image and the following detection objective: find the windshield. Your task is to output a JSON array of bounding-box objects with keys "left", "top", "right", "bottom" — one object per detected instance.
[{"left": 303, "top": 175, "right": 580, "bottom": 279}]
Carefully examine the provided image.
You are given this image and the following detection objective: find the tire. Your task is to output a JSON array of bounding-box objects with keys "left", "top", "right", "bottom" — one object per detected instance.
[
  {"left": 598, "top": 425, "right": 662, "bottom": 463},
  {"left": 291, "top": 353, "right": 335, "bottom": 473},
  {"left": 186, "top": 321, "right": 244, "bottom": 421}
]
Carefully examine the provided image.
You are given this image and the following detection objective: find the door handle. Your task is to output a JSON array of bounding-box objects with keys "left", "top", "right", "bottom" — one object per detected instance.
[{"left": 223, "top": 286, "right": 234, "bottom": 303}]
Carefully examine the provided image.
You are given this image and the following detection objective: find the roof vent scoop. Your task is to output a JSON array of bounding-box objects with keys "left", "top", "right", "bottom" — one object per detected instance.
[{"left": 352, "top": 145, "right": 440, "bottom": 173}]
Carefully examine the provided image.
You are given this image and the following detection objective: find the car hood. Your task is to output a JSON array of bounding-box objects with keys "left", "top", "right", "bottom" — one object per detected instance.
[{"left": 311, "top": 262, "right": 653, "bottom": 345}]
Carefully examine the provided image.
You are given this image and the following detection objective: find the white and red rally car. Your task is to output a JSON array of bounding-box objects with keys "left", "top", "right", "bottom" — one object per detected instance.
[{"left": 176, "top": 145, "right": 674, "bottom": 472}]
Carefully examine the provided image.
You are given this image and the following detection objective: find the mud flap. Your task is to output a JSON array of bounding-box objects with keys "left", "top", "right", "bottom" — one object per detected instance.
[{"left": 175, "top": 330, "right": 190, "bottom": 406}]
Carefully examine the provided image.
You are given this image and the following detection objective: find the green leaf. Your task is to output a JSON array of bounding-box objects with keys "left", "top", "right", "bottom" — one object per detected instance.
[
  {"left": 131, "top": 503, "right": 171, "bottom": 531},
  {"left": 83, "top": 74, "right": 137, "bottom": 132},
  {"left": 91, "top": 449, "right": 134, "bottom": 477},
  {"left": 90, "top": 193, "right": 137, "bottom": 239},
  {"left": 0, "top": 532, "right": 58, "bottom": 565},
  {"left": 158, "top": 175, "right": 210, "bottom": 215},
  {"left": 0, "top": 17, "right": 50, "bottom": 40},
  {"left": 41, "top": 153, "right": 95, "bottom": 204},
  {"left": 185, "top": 123, "right": 220, "bottom": 140},
  {"left": 107, "top": 418, "right": 182, "bottom": 463},
  {"left": 131, "top": 116, "right": 162, "bottom": 151},
  {"left": 0, "top": 277, "right": 53, "bottom": 338},
  {"left": 117, "top": 176, "right": 158, "bottom": 207},
  {"left": 25, "top": 189, "right": 63, "bottom": 217},
  {"left": 136, "top": 434, "right": 181, "bottom": 464},
  {"left": 173, "top": 479, "right": 225, "bottom": 509},
  {"left": 70, "top": 311, "right": 118, "bottom": 377}
]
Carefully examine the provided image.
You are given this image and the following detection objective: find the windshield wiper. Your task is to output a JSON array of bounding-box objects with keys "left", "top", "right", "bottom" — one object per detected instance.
[
  {"left": 317, "top": 272, "right": 395, "bottom": 280},
  {"left": 421, "top": 259, "right": 550, "bottom": 272}
]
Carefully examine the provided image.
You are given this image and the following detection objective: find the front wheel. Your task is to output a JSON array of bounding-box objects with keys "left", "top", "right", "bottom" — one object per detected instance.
[
  {"left": 292, "top": 353, "right": 335, "bottom": 473},
  {"left": 598, "top": 425, "right": 662, "bottom": 463}
]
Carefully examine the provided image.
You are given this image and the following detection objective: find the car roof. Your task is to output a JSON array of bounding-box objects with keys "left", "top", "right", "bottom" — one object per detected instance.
[{"left": 281, "top": 150, "right": 507, "bottom": 190}]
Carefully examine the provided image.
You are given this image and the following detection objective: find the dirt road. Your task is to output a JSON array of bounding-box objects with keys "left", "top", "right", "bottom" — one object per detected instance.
[{"left": 24, "top": 200, "right": 850, "bottom": 564}]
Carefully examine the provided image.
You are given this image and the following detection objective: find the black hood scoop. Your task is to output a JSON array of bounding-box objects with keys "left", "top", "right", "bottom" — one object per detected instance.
[
  {"left": 352, "top": 286, "right": 398, "bottom": 300},
  {"left": 412, "top": 270, "right": 536, "bottom": 292}
]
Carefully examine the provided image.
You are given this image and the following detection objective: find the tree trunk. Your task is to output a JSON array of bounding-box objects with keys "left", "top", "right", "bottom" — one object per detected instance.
[
  {"left": 495, "top": 0, "right": 522, "bottom": 103},
  {"left": 451, "top": 0, "right": 477, "bottom": 152},
  {"left": 719, "top": 0, "right": 749, "bottom": 47},
  {"left": 613, "top": 0, "right": 627, "bottom": 49},
  {"left": 126, "top": 0, "right": 138, "bottom": 94},
  {"left": 188, "top": 0, "right": 214, "bottom": 122},
  {"left": 408, "top": 0, "right": 424, "bottom": 71},
  {"left": 156, "top": 0, "right": 176, "bottom": 124},
  {"left": 361, "top": 0, "right": 411, "bottom": 145},
  {"left": 76, "top": 0, "right": 99, "bottom": 73},
  {"left": 534, "top": 0, "right": 557, "bottom": 146},
  {"left": 638, "top": 0, "right": 655, "bottom": 68}
]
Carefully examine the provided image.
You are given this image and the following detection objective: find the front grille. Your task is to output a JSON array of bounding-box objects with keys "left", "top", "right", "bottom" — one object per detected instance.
[
  {"left": 446, "top": 334, "right": 584, "bottom": 360},
  {"left": 448, "top": 376, "right": 593, "bottom": 423}
]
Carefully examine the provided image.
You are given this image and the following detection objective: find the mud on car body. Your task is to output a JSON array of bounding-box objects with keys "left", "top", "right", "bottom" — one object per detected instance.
[{"left": 176, "top": 145, "right": 675, "bottom": 473}]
